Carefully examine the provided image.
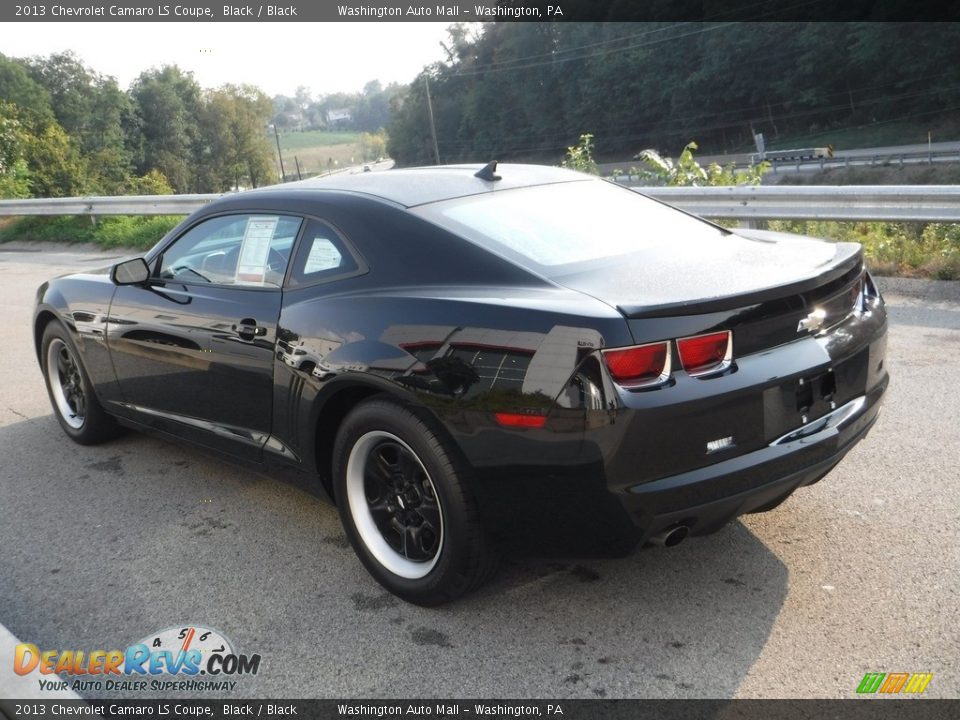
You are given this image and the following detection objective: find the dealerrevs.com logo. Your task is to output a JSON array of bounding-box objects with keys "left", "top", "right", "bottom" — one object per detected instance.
[{"left": 14, "top": 625, "right": 261, "bottom": 693}]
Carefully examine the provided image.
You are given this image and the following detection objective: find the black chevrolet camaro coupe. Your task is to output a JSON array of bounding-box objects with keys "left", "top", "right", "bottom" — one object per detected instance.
[{"left": 34, "top": 164, "right": 888, "bottom": 604}]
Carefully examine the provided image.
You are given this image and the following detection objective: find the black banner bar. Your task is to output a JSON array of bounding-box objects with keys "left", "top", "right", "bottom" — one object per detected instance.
[
  {"left": 2, "top": 0, "right": 959, "bottom": 23},
  {"left": 2, "top": 700, "right": 960, "bottom": 720}
]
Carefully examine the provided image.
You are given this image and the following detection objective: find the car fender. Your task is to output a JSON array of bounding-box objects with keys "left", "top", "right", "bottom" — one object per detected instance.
[
  {"left": 34, "top": 275, "right": 121, "bottom": 405},
  {"left": 288, "top": 369, "right": 453, "bottom": 495}
]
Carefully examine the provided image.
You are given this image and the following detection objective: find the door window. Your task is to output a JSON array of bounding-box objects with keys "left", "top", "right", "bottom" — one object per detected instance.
[{"left": 157, "top": 214, "right": 302, "bottom": 288}]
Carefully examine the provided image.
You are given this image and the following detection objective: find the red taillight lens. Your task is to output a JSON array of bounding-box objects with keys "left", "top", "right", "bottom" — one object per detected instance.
[
  {"left": 602, "top": 341, "right": 671, "bottom": 387},
  {"left": 677, "top": 331, "right": 731, "bottom": 376},
  {"left": 494, "top": 412, "right": 547, "bottom": 428}
]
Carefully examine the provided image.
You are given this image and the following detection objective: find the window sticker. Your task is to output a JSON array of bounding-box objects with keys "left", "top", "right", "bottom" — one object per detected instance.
[
  {"left": 304, "top": 237, "right": 343, "bottom": 274},
  {"left": 235, "top": 216, "right": 278, "bottom": 284}
]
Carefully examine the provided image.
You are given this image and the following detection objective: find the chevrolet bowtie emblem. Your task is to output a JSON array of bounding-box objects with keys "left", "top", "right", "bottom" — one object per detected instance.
[{"left": 798, "top": 308, "right": 827, "bottom": 333}]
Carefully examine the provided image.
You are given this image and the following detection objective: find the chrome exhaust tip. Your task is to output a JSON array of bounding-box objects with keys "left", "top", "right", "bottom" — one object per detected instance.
[{"left": 650, "top": 525, "right": 689, "bottom": 548}]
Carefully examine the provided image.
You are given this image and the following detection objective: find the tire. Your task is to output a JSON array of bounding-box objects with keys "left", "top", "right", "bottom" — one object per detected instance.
[
  {"left": 40, "top": 320, "right": 122, "bottom": 445},
  {"left": 332, "top": 398, "right": 498, "bottom": 605}
]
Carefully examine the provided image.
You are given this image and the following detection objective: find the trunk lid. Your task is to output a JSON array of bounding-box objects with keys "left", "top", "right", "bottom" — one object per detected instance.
[
  {"left": 551, "top": 229, "right": 864, "bottom": 354},
  {"left": 551, "top": 229, "right": 861, "bottom": 318}
]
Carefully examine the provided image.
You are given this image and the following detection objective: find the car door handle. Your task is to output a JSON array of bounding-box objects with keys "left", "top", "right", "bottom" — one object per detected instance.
[{"left": 233, "top": 318, "right": 267, "bottom": 341}]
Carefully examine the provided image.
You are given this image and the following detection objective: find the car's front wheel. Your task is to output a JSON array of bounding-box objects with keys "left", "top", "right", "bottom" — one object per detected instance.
[
  {"left": 41, "top": 320, "right": 122, "bottom": 444},
  {"left": 333, "top": 398, "right": 497, "bottom": 605}
]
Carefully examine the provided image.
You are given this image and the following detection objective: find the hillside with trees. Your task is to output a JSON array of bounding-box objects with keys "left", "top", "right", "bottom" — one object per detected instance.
[
  {"left": 387, "top": 22, "right": 960, "bottom": 166},
  {"left": 0, "top": 51, "right": 276, "bottom": 198},
  {"left": 4, "top": 24, "right": 960, "bottom": 198},
  {"left": 0, "top": 48, "right": 402, "bottom": 200}
]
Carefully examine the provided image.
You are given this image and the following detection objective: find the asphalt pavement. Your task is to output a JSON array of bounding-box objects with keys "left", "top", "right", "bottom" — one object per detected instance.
[{"left": 0, "top": 243, "right": 957, "bottom": 700}]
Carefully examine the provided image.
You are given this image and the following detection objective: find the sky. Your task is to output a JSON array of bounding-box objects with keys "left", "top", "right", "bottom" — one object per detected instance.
[{"left": 4, "top": 22, "right": 457, "bottom": 97}]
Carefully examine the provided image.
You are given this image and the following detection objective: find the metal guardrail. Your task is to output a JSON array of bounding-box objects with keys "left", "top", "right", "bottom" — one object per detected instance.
[
  {"left": 0, "top": 185, "right": 959, "bottom": 223},
  {"left": 600, "top": 144, "right": 960, "bottom": 176},
  {"left": 0, "top": 194, "right": 222, "bottom": 216},
  {"left": 763, "top": 149, "right": 960, "bottom": 174},
  {"left": 629, "top": 185, "right": 960, "bottom": 222}
]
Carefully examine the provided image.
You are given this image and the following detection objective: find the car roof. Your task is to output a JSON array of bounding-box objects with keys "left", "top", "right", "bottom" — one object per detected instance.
[{"left": 251, "top": 163, "right": 589, "bottom": 208}]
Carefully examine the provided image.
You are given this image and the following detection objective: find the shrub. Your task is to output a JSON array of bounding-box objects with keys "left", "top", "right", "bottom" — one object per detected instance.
[
  {"left": 0, "top": 214, "right": 183, "bottom": 249},
  {"left": 561, "top": 133, "right": 599, "bottom": 175}
]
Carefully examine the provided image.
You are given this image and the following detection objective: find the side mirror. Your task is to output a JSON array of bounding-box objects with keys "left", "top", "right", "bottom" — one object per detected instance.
[{"left": 112, "top": 257, "right": 150, "bottom": 285}]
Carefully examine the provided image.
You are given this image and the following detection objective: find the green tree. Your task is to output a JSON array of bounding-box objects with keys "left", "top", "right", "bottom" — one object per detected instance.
[
  {"left": 199, "top": 84, "right": 274, "bottom": 190},
  {"left": 387, "top": 22, "right": 960, "bottom": 165},
  {"left": 0, "top": 54, "right": 54, "bottom": 126},
  {"left": 130, "top": 66, "right": 203, "bottom": 192},
  {"left": 25, "top": 51, "right": 135, "bottom": 191},
  {"left": 0, "top": 102, "right": 31, "bottom": 198},
  {"left": 0, "top": 99, "right": 92, "bottom": 198},
  {"left": 22, "top": 122, "right": 90, "bottom": 197},
  {"left": 123, "top": 169, "right": 174, "bottom": 195},
  {"left": 561, "top": 133, "right": 599, "bottom": 174},
  {"left": 359, "top": 129, "right": 388, "bottom": 161}
]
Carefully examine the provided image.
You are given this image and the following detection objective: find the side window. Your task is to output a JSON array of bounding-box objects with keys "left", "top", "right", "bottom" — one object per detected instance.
[
  {"left": 287, "top": 219, "right": 360, "bottom": 287},
  {"left": 157, "top": 214, "right": 302, "bottom": 288}
]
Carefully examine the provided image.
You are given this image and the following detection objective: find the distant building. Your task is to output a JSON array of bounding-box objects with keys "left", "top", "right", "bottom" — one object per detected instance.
[{"left": 326, "top": 108, "right": 352, "bottom": 125}]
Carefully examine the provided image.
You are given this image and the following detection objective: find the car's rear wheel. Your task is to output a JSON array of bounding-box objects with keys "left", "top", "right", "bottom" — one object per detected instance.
[
  {"left": 41, "top": 320, "right": 122, "bottom": 445},
  {"left": 333, "top": 398, "right": 497, "bottom": 605}
]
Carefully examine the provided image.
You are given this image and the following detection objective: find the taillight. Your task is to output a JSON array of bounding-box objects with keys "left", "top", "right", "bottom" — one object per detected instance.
[
  {"left": 677, "top": 330, "right": 732, "bottom": 377},
  {"left": 602, "top": 341, "right": 671, "bottom": 388}
]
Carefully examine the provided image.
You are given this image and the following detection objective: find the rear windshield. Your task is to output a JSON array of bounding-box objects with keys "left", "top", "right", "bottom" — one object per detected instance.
[{"left": 412, "top": 180, "right": 727, "bottom": 275}]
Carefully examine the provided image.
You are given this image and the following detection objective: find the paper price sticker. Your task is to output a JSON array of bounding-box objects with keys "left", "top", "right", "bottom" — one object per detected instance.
[
  {"left": 236, "top": 217, "right": 278, "bottom": 284},
  {"left": 304, "top": 237, "right": 342, "bottom": 274}
]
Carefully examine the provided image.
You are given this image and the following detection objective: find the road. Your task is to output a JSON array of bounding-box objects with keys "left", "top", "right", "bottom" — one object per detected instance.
[
  {"left": 0, "top": 244, "right": 958, "bottom": 700},
  {"left": 599, "top": 140, "right": 960, "bottom": 176},
  {"left": 703, "top": 141, "right": 960, "bottom": 166}
]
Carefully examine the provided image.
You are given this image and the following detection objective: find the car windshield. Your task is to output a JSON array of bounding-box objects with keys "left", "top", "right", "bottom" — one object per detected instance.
[{"left": 413, "top": 180, "right": 728, "bottom": 275}]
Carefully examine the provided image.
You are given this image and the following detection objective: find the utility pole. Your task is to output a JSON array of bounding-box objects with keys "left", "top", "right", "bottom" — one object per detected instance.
[
  {"left": 766, "top": 103, "right": 779, "bottom": 139},
  {"left": 272, "top": 124, "right": 287, "bottom": 181},
  {"left": 294, "top": 155, "right": 303, "bottom": 180},
  {"left": 424, "top": 76, "right": 441, "bottom": 165}
]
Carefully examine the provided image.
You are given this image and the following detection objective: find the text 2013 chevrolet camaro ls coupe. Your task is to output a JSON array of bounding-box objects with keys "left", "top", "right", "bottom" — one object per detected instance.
[{"left": 34, "top": 164, "right": 888, "bottom": 604}]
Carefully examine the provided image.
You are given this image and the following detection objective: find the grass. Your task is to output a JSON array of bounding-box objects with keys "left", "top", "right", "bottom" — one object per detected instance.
[
  {"left": 763, "top": 116, "right": 960, "bottom": 153},
  {"left": 283, "top": 144, "right": 363, "bottom": 176},
  {"left": 710, "top": 114, "right": 960, "bottom": 156},
  {"left": 0, "top": 215, "right": 184, "bottom": 250},
  {"left": 760, "top": 159, "right": 960, "bottom": 279},
  {"left": 768, "top": 163, "right": 960, "bottom": 186},
  {"left": 277, "top": 130, "right": 360, "bottom": 151},
  {"left": 767, "top": 219, "right": 960, "bottom": 280},
  {"left": 273, "top": 130, "right": 363, "bottom": 177}
]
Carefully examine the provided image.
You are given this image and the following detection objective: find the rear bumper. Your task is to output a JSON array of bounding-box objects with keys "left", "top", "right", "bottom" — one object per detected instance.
[
  {"left": 473, "top": 368, "right": 887, "bottom": 557},
  {"left": 464, "top": 290, "right": 889, "bottom": 556},
  {"left": 622, "top": 376, "right": 886, "bottom": 541}
]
